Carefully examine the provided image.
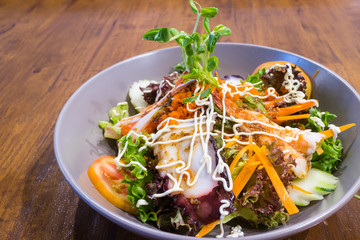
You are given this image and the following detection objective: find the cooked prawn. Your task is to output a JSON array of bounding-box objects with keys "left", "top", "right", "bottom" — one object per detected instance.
[{"left": 212, "top": 91, "right": 324, "bottom": 178}]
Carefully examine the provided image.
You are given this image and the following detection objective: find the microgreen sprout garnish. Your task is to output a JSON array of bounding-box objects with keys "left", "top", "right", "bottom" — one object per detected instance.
[
  {"left": 142, "top": 0, "right": 231, "bottom": 87},
  {"left": 183, "top": 87, "right": 211, "bottom": 103},
  {"left": 245, "top": 68, "right": 266, "bottom": 90}
]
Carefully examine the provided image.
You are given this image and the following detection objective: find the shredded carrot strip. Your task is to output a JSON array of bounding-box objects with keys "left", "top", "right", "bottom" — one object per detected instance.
[
  {"left": 232, "top": 155, "right": 260, "bottom": 197},
  {"left": 259, "top": 144, "right": 269, "bottom": 155},
  {"left": 229, "top": 145, "right": 250, "bottom": 172},
  {"left": 247, "top": 161, "right": 262, "bottom": 166},
  {"left": 215, "top": 72, "right": 225, "bottom": 84},
  {"left": 312, "top": 69, "right": 320, "bottom": 80},
  {"left": 229, "top": 136, "right": 254, "bottom": 172},
  {"left": 292, "top": 184, "right": 313, "bottom": 195},
  {"left": 273, "top": 114, "right": 310, "bottom": 121},
  {"left": 195, "top": 220, "right": 218, "bottom": 238},
  {"left": 320, "top": 123, "right": 356, "bottom": 139},
  {"left": 252, "top": 145, "right": 299, "bottom": 215},
  {"left": 224, "top": 135, "right": 239, "bottom": 148},
  {"left": 269, "top": 101, "right": 317, "bottom": 116}
]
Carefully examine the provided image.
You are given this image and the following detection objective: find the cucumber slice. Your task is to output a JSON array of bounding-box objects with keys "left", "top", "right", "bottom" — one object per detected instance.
[
  {"left": 288, "top": 168, "right": 338, "bottom": 206},
  {"left": 129, "top": 79, "right": 158, "bottom": 112},
  {"left": 315, "top": 183, "right": 336, "bottom": 194},
  {"left": 289, "top": 190, "right": 323, "bottom": 206}
]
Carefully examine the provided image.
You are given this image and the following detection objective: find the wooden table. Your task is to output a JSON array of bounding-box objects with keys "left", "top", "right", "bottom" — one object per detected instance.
[{"left": 1, "top": 0, "right": 359, "bottom": 239}]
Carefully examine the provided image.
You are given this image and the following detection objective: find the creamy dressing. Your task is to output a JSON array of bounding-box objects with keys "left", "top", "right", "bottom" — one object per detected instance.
[
  {"left": 216, "top": 114, "right": 304, "bottom": 144},
  {"left": 310, "top": 116, "right": 325, "bottom": 128},
  {"left": 329, "top": 124, "right": 341, "bottom": 141},
  {"left": 117, "top": 101, "right": 128, "bottom": 105},
  {"left": 136, "top": 199, "right": 149, "bottom": 208},
  {"left": 267, "top": 63, "right": 318, "bottom": 106},
  {"left": 114, "top": 137, "right": 147, "bottom": 171},
  {"left": 220, "top": 80, "right": 278, "bottom": 100},
  {"left": 226, "top": 225, "right": 244, "bottom": 238},
  {"left": 154, "top": 72, "right": 177, "bottom": 102},
  {"left": 216, "top": 200, "right": 231, "bottom": 238}
]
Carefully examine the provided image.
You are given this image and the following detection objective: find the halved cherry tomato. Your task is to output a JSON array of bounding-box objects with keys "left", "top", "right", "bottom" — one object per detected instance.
[
  {"left": 252, "top": 60, "right": 312, "bottom": 99},
  {"left": 88, "top": 156, "right": 136, "bottom": 214}
]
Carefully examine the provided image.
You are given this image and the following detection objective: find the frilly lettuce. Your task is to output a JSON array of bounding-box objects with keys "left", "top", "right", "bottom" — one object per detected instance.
[{"left": 307, "top": 107, "right": 343, "bottom": 172}]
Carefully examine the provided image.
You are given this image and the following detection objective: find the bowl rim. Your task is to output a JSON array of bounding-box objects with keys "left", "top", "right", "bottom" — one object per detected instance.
[{"left": 54, "top": 42, "right": 360, "bottom": 240}]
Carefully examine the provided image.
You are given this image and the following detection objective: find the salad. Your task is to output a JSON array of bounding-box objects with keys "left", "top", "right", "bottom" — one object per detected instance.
[{"left": 87, "top": 1, "right": 355, "bottom": 238}]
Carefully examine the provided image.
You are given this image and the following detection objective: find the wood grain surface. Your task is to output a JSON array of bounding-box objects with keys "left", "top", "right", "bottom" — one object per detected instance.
[{"left": 0, "top": 0, "right": 359, "bottom": 239}]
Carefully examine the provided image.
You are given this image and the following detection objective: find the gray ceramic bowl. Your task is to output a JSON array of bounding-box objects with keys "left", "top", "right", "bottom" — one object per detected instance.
[{"left": 54, "top": 43, "right": 360, "bottom": 239}]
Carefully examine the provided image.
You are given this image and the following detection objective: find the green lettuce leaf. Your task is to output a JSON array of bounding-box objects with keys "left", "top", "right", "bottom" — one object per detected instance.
[
  {"left": 306, "top": 107, "right": 343, "bottom": 173},
  {"left": 109, "top": 103, "right": 129, "bottom": 124},
  {"left": 311, "top": 137, "right": 343, "bottom": 173},
  {"left": 223, "top": 206, "right": 289, "bottom": 229},
  {"left": 119, "top": 135, "right": 157, "bottom": 222},
  {"left": 156, "top": 208, "right": 195, "bottom": 235},
  {"left": 244, "top": 68, "right": 265, "bottom": 90},
  {"left": 243, "top": 94, "right": 267, "bottom": 115},
  {"left": 307, "top": 107, "right": 336, "bottom": 132}
]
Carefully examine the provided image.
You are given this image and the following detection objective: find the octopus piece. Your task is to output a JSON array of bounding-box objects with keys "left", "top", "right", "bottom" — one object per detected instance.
[{"left": 153, "top": 122, "right": 235, "bottom": 225}]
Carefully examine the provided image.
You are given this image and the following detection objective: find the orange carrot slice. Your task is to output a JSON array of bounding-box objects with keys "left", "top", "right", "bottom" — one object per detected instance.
[
  {"left": 252, "top": 145, "right": 299, "bottom": 215},
  {"left": 292, "top": 184, "right": 313, "bottom": 195},
  {"left": 232, "top": 155, "right": 260, "bottom": 197},
  {"left": 270, "top": 101, "right": 317, "bottom": 116},
  {"left": 229, "top": 136, "right": 254, "bottom": 172},
  {"left": 272, "top": 114, "right": 310, "bottom": 121},
  {"left": 224, "top": 135, "right": 239, "bottom": 148},
  {"left": 195, "top": 220, "right": 219, "bottom": 238},
  {"left": 229, "top": 145, "right": 250, "bottom": 172},
  {"left": 247, "top": 161, "right": 262, "bottom": 166},
  {"left": 320, "top": 123, "right": 356, "bottom": 139}
]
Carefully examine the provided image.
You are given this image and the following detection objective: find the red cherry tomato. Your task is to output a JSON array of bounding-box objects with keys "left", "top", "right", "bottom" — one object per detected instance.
[{"left": 88, "top": 156, "right": 136, "bottom": 214}]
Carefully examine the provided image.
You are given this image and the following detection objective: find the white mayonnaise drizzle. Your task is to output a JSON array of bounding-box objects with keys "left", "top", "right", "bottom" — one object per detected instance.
[
  {"left": 267, "top": 63, "right": 318, "bottom": 106},
  {"left": 216, "top": 199, "right": 231, "bottom": 238},
  {"left": 220, "top": 80, "right": 277, "bottom": 100},
  {"left": 226, "top": 225, "right": 244, "bottom": 238},
  {"left": 117, "top": 101, "right": 128, "bottom": 105},
  {"left": 216, "top": 113, "right": 307, "bottom": 144},
  {"left": 136, "top": 199, "right": 149, "bottom": 208},
  {"left": 114, "top": 135, "right": 147, "bottom": 171},
  {"left": 154, "top": 72, "right": 177, "bottom": 102},
  {"left": 329, "top": 124, "right": 341, "bottom": 141},
  {"left": 310, "top": 116, "right": 325, "bottom": 128},
  {"left": 153, "top": 173, "right": 184, "bottom": 197}
]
